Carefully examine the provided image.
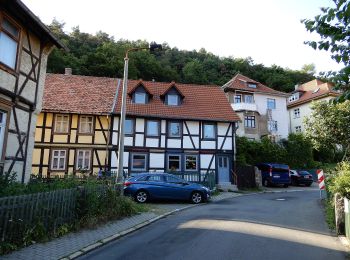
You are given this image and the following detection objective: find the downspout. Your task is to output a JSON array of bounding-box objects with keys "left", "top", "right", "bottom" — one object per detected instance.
[
  {"left": 233, "top": 121, "right": 239, "bottom": 185},
  {"left": 105, "top": 79, "right": 121, "bottom": 172}
]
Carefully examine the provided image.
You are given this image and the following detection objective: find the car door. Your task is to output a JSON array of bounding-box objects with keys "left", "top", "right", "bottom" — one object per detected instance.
[
  {"left": 163, "top": 175, "right": 190, "bottom": 200},
  {"left": 145, "top": 175, "right": 167, "bottom": 199}
]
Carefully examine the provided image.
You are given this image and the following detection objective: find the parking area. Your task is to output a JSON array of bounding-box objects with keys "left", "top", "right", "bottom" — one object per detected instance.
[{"left": 263, "top": 181, "right": 319, "bottom": 192}]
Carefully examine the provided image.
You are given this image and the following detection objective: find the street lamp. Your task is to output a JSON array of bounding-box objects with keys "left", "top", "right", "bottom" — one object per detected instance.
[{"left": 116, "top": 42, "right": 162, "bottom": 185}]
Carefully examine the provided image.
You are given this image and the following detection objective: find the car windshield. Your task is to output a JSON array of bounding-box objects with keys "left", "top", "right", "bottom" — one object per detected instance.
[{"left": 299, "top": 171, "right": 310, "bottom": 175}]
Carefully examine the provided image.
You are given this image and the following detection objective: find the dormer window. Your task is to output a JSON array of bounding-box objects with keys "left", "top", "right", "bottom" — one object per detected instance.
[
  {"left": 167, "top": 94, "right": 179, "bottom": 106},
  {"left": 161, "top": 82, "right": 185, "bottom": 106},
  {"left": 247, "top": 83, "right": 257, "bottom": 88},
  {"left": 135, "top": 91, "right": 146, "bottom": 104},
  {"left": 128, "top": 82, "right": 152, "bottom": 104}
]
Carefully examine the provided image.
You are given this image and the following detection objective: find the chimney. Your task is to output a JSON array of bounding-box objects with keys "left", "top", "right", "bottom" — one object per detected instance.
[
  {"left": 294, "top": 84, "right": 299, "bottom": 90},
  {"left": 65, "top": 68, "right": 72, "bottom": 75}
]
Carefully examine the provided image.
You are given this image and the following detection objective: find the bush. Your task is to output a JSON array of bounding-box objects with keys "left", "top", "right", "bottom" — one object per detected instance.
[{"left": 328, "top": 161, "right": 350, "bottom": 198}]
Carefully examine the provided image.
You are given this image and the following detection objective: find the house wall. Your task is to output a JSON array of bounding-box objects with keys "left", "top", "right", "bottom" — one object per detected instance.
[
  {"left": 0, "top": 11, "right": 54, "bottom": 182},
  {"left": 110, "top": 116, "right": 235, "bottom": 183},
  {"left": 288, "top": 97, "right": 333, "bottom": 133},
  {"left": 32, "top": 112, "right": 111, "bottom": 177}
]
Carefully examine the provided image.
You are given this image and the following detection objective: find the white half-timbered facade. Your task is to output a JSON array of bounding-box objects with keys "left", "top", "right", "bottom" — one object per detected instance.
[
  {"left": 0, "top": 0, "right": 64, "bottom": 182},
  {"left": 110, "top": 80, "right": 240, "bottom": 184}
]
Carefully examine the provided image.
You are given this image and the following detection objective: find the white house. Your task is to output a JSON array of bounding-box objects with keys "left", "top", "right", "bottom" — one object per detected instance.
[
  {"left": 288, "top": 79, "right": 339, "bottom": 133},
  {"left": 0, "top": 0, "right": 64, "bottom": 182},
  {"left": 222, "top": 74, "right": 289, "bottom": 141},
  {"left": 111, "top": 79, "right": 240, "bottom": 185}
]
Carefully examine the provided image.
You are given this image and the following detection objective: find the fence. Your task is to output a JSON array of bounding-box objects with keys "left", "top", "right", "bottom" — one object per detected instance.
[
  {"left": 234, "top": 166, "right": 257, "bottom": 189},
  {"left": 0, "top": 189, "right": 77, "bottom": 243},
  {"left": 171, "top": 170, "right": 216, "bottom": 190}
]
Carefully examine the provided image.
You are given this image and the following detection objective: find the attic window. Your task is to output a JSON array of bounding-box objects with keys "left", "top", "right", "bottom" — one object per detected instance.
[
  {"left": 131, "top": 85, "right": 150, "bottom": 104},
  {"left": 167, "top": 94, "right": 179, "bottom": 106},
  {"left": 247, "top": 83, "right": 257, "bottom": 88},
  {"left": 312, "top": 88, "right": 320, "bottom": 94},
  {"left": 135, "top": 92, "right": 146, "bottom": 104}
]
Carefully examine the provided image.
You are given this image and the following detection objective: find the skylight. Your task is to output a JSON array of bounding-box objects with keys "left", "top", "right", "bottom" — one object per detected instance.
[{"left": 312, "top": 88, "right": 320, "bottom": 94}]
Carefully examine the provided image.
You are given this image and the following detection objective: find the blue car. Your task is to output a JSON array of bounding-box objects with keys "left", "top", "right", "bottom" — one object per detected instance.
[
  {"left": 123, "top": 173, "right": 211, "bottom": 204},
  {"left": 256, "top": 163, "right": 291, "bottom": 187}
]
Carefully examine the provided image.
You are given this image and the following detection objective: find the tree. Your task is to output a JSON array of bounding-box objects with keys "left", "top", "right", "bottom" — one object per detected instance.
[
  {"left": 301, "top": 63, "right": 316, "bottom": 75},
  {"left": 304, "top": 100, "right": 350, "bottom": 160},
  {"left": 303, "top": 0, "right": 350, "bottom": 102}
]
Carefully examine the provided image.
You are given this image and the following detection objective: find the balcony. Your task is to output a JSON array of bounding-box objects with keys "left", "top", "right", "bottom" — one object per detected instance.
[{"left": 231, "top": 102, "right": 258, "bottom": 112}]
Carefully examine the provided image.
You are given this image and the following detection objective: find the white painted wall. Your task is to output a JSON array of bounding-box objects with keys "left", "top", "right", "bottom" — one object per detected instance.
[
  {"left": 149, "top": 153, "right": 164, "bottom": 168},
  {"left": 288, "top": 97, "right": 332, "bottom": 133},
  {"left": 254, "top": 93, "right": 289, "bottom": 139}
]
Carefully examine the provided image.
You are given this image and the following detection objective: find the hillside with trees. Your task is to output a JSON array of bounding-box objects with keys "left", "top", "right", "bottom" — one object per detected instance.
[{"left": 47, "top": 20, "right": 314, "bottom": 92}]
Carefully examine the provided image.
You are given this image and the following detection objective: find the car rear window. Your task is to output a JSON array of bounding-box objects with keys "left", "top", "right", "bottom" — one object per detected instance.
[{"left": 272, "top": 164, "right": 289, "bottom": 172}]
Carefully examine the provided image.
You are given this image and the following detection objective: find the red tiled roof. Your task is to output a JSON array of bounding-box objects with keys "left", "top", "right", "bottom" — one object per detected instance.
[
  {"left": 222, "top": 73, "right": 288, "bottom": 96},
  {"left": 287, "top": 79, "right": 339, "bottom": 108},
  {"left": 43, "top": 74, "right": 240, "bottom": 122},
  {"left": 160, "top": 81, "right": 185, "bottom": 98}
]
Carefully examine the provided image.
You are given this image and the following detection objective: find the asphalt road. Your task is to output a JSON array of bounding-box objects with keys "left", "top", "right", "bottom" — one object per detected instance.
[{"left": 79, "top": 191, "right": 348, "bottom": 260}]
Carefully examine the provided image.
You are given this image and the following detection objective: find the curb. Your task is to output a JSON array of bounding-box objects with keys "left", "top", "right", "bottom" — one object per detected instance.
[
  {"left": 62, "top": 190, "right": 309, "bottom": 259},
  {"left": 61, "top": 204, "right": 199, "bottom": 259}
]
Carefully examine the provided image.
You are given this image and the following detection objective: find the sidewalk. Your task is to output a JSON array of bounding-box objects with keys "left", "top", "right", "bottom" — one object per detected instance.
[{"left": 3, "top": 192, "right": 240, "bottom": 260}]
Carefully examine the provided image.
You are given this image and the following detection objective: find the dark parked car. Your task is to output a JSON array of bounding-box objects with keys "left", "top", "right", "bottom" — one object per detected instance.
[
  {"left": 123, "top": 173, "right": 211, "bottom": 204},
  {"left": 256, "top": 163, "right": 291, "bottom": 187},
  {"left": 290, "top": 170, "right": 313, "bottom": 186}
]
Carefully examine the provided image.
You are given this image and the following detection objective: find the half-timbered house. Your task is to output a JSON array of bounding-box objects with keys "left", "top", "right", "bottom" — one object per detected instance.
[
  {"left": 32, "top": 73, "right": 240, "bottom": 185},
  {"left": 0, "top": 0, "right": 64, "bottom": 182}
]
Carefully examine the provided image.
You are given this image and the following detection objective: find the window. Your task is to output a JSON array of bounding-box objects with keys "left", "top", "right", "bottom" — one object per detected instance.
[
  {"left": 54, "top": 114, "right": 69, "bottom": 133},
  {"left": 167, "top": 94, "right": 179, "bottom": 106},
  {"left": 289, "top": 93, "right": 299, "bottom": 102},
  {"left": 247, "top": 83, "right": 257, "bottom": 88},
  {"left": 0, "top": 111, "right": 7, "bottom": 159},
  {"left": 267, "top": 98, "right": 276, "bottom": 109},
  {"left": 131, "top": 154, "right": 147, "bottom": 171},
  {"left": 203, "top": 123, "right": 216, "bottom": 139},
  {"left": 146, "top": 120, "right": 159, "bottom": 137},
  {"left": 79, "top": 116, "right": 93, "bottom": 134},
  {"left": 295, "top": 126, "right": 301, "bottom": 132},
  {"left": 244, "top": 116, "right": 256, "bottom": 128},
  {"left": 147, "top": 175, "right": 163, "bottom": 182},
  {"left": 294, "top": 108, "right": 300, "bottom": 118},
  {"left": 76, "top": 150, "right": 91, "bottom": 170},
  {"left": 185, "top": 155, "right": 198, "bottom": 171},
  {"left": 168, "top": 154, "right": 181, "bottom": 172},
  {"left": 245, "top": 95, "right": 254, "bottom": 103},
  {"left": 268, "top": 120, "right": 278, "bottom": 132},
  {"left": 168, "top": 121, "right": 181, "bottom": 137},
  {"left": 134, "top": 92, "right": 146, "bottom": 104},
  {"left": 125, "top": 118, "right": 134, "bottom": 135},
  {"left": 234, "top": 95, "right": 242, "bottom": 103},
  {"left": 0, "top": 16, "right": 20, "bottom": 70},
  {"left": 51, "top": 150, "right": 66, "bottom": 170},
  {"left": 166, "top": 175, "right": 183, "bottom": 183}
]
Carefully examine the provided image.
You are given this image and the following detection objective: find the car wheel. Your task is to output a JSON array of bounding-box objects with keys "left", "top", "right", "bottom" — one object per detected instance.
[
  {"left": 135, "top": 190, "right": 148, "bottom": 203},
  {"left": 283, "top": 184, "right": 289, "bottom": 188},
  {"left": 191, "top": 191, "right": 203, "bottom": 204}
]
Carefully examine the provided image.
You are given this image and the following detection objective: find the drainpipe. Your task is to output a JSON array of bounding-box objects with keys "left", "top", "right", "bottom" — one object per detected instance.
[{"left": 233, "top": 122, "right": 239, "bottom": 184}]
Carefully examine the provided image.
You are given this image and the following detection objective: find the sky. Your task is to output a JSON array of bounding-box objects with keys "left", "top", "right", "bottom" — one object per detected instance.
[{"left": 23, "top": 0, "right": 344, "bottom": 74}]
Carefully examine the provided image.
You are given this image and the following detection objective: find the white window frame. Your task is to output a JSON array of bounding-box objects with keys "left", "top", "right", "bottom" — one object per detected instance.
[
  {"left": 146, "top": 120, "right": 160, "bottom": 137},
  {"left": 51, "top": 149, "right": 67, "bottom": 170},
  {"left": 244, "top": 116, "right": 256, "bottom": 128},
  {"left": 125, "top": 118, "right": 134, "bottom": 135},
  {"left": 244, "top": 95, "right": 254, "bottom": 103},
  {"left": 267, "top": 98, "right": 276, "bottom": 109},
  {"left": 294, "top": 108, "right": 300, "bottom": 118},
  {"left": 76, "top": 150, "right": 91, "bottom": 170},
  {"left": 131, "top": 153, "right": 147, "bottom": 171},
  {"left": 203, "top": 123, "right": 216, "bottom": 139},
  {"left": 167, "top": 154, "right": 181, "bottom": 172},
  {"left": 54, "top": 114, "right": 70, "bottom": 133},
  {"left": 185, "top": 154, "right": 198, "bottom": 171},
  {"left": 268, "top": 120, "right": 278, "bottom": 132},
  {"left": 247, "top": 83, "right": 257, "bottom": 88},
  {"left": 79, "top": 116, "right": 93, "bottom": 134},
  {"left": 295, "top": 126, "right": 302, "bottom": 133},
  {"left": 234, "top": 95, "right": 242, "bottom": 103},
  {"left": 168, "top": 121, "right": 181, "bottom": 138},
  {"left": 134, "top": 92, "right": 146, "bottom": 104},
  {"left": 167, "top": 94, "right": 179, "bottom": 106}
]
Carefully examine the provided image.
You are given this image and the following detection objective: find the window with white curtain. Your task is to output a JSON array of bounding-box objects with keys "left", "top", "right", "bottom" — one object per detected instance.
[
  {"left": 0, "top": 111, "right": 7, "bottom": 159},
  {"left": 76, "top": 150, "right": 91, "bottom": 170},
  {"left": 51, "top": 150, "right": 66, "bottom": 170}
]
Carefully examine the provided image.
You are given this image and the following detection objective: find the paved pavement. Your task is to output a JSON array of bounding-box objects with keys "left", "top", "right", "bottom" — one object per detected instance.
[
  {"left": 2, "top": 192, "right": 240, "bottom": 260},
  {"left": 79, "top": 190, "right": 348, "bottom": 260}
]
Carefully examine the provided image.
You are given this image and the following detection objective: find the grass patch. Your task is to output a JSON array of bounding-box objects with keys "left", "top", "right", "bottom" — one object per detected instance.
[{"left": 324, "top": 199, "right": 336, "bottom": 231}]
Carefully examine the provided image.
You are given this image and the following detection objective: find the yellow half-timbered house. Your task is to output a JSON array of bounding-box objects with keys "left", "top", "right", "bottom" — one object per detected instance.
[{"left": 32, "top": 72, "right": 119, "bottom": 176}]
